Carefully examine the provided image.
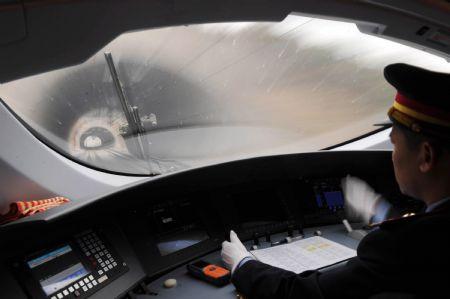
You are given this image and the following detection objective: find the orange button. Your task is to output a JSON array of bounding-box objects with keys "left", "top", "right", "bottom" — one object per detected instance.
[{"left": 203, "top": 265, "right": 230, "bottom": 278}]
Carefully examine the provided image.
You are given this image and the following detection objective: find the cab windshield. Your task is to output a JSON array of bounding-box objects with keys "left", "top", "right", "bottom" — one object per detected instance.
[{"left": 1, "top": 15, "right": 449, "bottom": 175}]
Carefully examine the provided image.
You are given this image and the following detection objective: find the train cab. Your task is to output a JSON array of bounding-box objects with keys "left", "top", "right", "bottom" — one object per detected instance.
[{"left": 0, "top": 1, "right": 449, "bottom": 298}]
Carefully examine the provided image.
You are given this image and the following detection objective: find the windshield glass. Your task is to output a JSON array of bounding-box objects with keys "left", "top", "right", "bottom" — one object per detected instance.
[{"left": 1, "top": 15, "right": 449, "bottom": 175}]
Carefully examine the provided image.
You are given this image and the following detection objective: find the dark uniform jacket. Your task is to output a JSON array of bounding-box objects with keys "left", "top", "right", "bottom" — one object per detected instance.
[{"left": 232, "top": 201, "right": 450, "bottom": 299}]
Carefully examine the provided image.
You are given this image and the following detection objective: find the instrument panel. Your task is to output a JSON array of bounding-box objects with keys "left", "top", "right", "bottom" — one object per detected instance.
[
  {"left": 12, "top": 229, "right": 128, "bottom": 299},
  {"left": 120, "top": 175, "right": 391, "bottom": 283},
  {"left": 1, "top": 151, "right": 419, "bottom": 299},
  {"left": 9, "top": 177, "right": 353, "bottom": 298}
]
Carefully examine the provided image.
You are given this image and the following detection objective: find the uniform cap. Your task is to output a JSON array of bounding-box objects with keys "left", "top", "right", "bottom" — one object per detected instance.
[{"left": 384, "top": 63, "right": 450, "bottom": 139}]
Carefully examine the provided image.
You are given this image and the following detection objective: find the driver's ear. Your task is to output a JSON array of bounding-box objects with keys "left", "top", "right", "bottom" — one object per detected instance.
[{"left": 418, "top": 141, "right": 435, "bottom": 173}]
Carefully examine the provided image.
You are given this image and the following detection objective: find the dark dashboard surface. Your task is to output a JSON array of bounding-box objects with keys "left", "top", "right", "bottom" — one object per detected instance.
[{"left": 0, "top": 151, "right": 422, "bottom": 299}]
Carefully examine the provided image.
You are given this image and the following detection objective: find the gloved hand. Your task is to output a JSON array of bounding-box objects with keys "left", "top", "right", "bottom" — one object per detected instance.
[
  {"left": 341, "top": 175, "right": 388, "bottom": 224},
  {"left": 221, "top": 230, "right": 252, "bottom": 274}
]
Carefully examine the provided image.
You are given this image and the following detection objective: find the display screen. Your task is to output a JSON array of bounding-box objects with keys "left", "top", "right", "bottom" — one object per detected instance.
[
  {"left": 152, "top": 199, "right": 210, "bottom": 256},
  {"left": 156, "top": 229, "right": 209, "bottom": 256},
  {"left": 313, "top": 179, "right": 345, "bottom": 211},
  {"left": 316, "top": 191, "right": 344, "bottom": 209},
  {"left": 27, "top": 245, "right": 90, "bottom": 296}
]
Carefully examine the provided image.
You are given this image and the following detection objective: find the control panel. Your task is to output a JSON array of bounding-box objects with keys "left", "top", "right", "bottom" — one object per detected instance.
[
  {"left": 150, "top": 199, "right": 210, "bottom": 257},
  {"left": 299, "top": 178, "right": 347, "bottom": 226},
  {"left": 13, "top": 229, "right": 128, "bottom": 299},
  {"left": 217, "top": 179, "right": 347, "bottom": 243}
]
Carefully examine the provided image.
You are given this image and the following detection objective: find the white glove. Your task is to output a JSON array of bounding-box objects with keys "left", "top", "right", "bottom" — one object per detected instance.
[
  {"left": 221, "top": 230, "right": 252, "bottom": 274},
  {"left": 341, "top": 175, "right": 386, "bottom": 224}
]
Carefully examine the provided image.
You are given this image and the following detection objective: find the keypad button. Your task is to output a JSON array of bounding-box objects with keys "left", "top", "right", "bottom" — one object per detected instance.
[
  {"left": 89, "top": 275, "right": 94, "bottom": 280},
  {"left": 92, "top": 280, "right": 98, "bottom": 286},
  {"left": 98, "top": 270, "right": 104, "bottom": 275},
  {"left": 104, "top": 267, "right": 109, "bottom": 272},
  {"left": 108, "top": 264, "right": 113, "bottom": 269},
  {"left": 84, "top": 278, "right": 89, "bottom": 283},
  {"left": 69, "top": 287, "right": 74, "bottom": 292},
  {"left": 82, "top": 286, "right": 88, "bottom": 292},
  {"left": 63, "top": 290, "right": 69, "bottom": 296},
  {"left": 57, "top": 293, "right": 63, "bottom": 299},
  {"left": 79, "top": 281, "right": 84, "bottom": 286},
  {"left": 74, "top": 283, "right": 79, "bottom": 289},
  {"left": 87, "top": 283, "right": 93, "bottom": 289},
  {"left": 113, "top": 262, "right": 117, "bottom": 267},
  {"left": 97, "top": 275, "right": 108, "bottom": 283}
]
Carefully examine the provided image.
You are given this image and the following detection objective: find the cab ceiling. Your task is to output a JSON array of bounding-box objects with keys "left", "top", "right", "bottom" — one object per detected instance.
[{"left": 0, "top": 0, "right": 449, "bottom": 83}]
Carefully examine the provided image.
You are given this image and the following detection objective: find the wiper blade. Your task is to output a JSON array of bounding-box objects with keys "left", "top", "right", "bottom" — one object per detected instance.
[{"left": 104, "top": 52, "right": 161, "bottom": 176}]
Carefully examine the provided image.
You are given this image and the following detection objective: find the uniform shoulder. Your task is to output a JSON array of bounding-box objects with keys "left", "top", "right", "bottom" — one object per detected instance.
[{"left": 370, "top": 204, "right": 450, "bottom": 230}]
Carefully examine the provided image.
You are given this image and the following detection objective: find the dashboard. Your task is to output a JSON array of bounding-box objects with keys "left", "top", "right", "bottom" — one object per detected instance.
[
  {"left": 0, "top": 151, "right": 423, "bottom": 299},
  {"left": 0, "top": 1, "right": 447, "bottom": 298}
]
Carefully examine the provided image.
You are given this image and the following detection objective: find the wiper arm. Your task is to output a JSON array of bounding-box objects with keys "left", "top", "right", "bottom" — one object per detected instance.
[{"left": 104, "top": 52, "right": 160, "bottom": 176}]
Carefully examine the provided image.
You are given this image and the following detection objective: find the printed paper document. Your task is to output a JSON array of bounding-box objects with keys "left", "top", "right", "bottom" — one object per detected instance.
[{"left": 250, "top": 236, "right": 356, "bottom": 274}]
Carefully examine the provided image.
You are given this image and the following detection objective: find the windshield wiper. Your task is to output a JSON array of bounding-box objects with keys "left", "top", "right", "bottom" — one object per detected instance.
[{"left": 104, "top": 52, "right": 161, "bottom": 176}]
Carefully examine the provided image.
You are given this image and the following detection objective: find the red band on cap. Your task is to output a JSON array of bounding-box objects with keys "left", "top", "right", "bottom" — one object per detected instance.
[{"left": 395, "top": 93, "right": 450, "bottom": 122}]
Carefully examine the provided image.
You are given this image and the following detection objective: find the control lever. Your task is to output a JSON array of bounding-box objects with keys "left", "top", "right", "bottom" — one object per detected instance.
[{"left": 343, "top": 219, "right": 368, "bottom": 240}]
